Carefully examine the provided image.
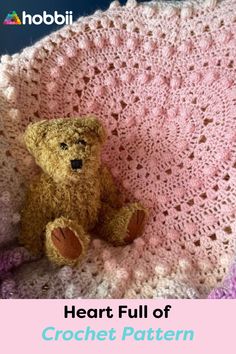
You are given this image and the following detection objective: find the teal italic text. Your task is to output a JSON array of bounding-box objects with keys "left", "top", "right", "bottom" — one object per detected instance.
[{"left": 42, "top": 326, "right": 194, "bottom": 341}]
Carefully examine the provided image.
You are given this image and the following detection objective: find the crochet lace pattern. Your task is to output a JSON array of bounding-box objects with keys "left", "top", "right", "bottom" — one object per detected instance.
[{"left": 0, "top": 0, "right": 236, "bottom": 299}]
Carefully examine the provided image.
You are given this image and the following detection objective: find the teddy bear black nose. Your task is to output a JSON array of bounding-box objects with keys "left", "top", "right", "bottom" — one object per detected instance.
[{"left": 71, "top": 159, "right": 83, "bottom": 170}]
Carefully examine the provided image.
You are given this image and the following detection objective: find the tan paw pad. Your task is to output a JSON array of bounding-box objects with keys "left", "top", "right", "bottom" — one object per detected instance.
[
  {"left": 124, "top": 210, "right": 146, "bottom": 243},
  {"left": 51, "top": 227, "right": 82, "bottom": 260}
]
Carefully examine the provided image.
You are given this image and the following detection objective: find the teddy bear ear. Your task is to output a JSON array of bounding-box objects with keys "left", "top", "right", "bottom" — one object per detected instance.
[
  {"left": 76, "top": 116, "right": 106, "bottom": 143},
  {"left": 24, "top": 120, "right": 49, "bottom": 154}
]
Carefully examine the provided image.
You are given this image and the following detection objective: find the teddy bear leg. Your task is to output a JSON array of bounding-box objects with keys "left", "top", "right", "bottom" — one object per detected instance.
[
  {"left": 45, "top": 217, "right": 90, "bottom": 266},
  {"left": 99, "top": 203, "right": 147, "bottom": 246}
]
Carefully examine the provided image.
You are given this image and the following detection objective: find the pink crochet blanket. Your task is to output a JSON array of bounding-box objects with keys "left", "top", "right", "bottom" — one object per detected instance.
[{"left": 0, "top": 0, "right": 236, "bottom": 299}]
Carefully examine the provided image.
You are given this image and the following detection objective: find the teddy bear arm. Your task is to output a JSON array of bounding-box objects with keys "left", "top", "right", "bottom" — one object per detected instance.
[
  {"left": 20, "top": 186, "right": 51, "bottom": 256},
  {"left": 100, "top": 166, "right": 123, "bottom": 208}
]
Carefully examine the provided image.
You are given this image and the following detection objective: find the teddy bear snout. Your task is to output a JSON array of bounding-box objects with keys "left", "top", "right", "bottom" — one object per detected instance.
[{"left": 71, "top": 159, "right": 83, "bottom": 171}]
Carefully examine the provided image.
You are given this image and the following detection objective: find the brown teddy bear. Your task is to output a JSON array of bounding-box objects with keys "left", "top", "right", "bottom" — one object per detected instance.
[{"left": 19, "top": 117, "right": 147, "bottom": 266}]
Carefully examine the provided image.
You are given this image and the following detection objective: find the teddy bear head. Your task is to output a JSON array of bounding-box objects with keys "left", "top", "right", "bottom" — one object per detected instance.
[{"left": 24, "top": 116, "right": 106, "bottom": 184}]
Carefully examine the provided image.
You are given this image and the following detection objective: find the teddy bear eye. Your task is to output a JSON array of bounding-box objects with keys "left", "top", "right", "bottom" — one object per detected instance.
[
  {"left": 60, "top": 142, "right": 68, "bottom": 150},
  {"left": 76, "top": 139, "right": 87, "bottom": 146}
]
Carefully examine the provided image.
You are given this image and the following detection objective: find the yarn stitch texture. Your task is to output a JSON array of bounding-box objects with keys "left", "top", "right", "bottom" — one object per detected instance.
[{"left": 0, "top": 0, "right": 236, "bottom": 299}]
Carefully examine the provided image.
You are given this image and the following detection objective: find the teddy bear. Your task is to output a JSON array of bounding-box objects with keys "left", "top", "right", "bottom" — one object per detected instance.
[{"left": 19, "top": 116, "right": 147, "bottom": 266}]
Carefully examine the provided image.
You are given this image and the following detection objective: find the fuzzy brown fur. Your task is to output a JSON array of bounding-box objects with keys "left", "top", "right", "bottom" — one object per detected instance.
[{"left": 19, "top": 117, "right": 147, "bottom": 266}]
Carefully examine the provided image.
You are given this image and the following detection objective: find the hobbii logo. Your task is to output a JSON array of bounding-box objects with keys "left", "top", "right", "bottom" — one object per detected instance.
[{"left": 3, "top": 10, "right": 73, "bottom": 25}]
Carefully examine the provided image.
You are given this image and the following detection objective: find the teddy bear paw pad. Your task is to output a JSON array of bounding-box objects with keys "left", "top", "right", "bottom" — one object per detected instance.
[
  {"left": 124, "top": 210, "right": 146, "bottom": 243},
  {"left": 51, "top": 227, "right": 82, "bottom": 260}
]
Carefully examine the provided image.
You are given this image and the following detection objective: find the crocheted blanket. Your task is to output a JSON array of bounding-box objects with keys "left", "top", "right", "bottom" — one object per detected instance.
[{"left": 0, "top": 0, "right": 236, "bottom": 299}]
